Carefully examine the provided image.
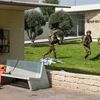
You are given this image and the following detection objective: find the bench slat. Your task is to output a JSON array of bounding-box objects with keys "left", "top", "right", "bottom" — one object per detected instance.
[
  {"left": 5, "top": 60, "right": 43, "bottom": 78},
  {"left": 2, "top": 73, "right": 28, "bottom": 80}
]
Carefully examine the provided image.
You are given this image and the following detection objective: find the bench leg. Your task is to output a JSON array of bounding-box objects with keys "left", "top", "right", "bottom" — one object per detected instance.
[
  {"left": 28, "top": 68, "right": 50, "bottom": 91},
  {"left": 28, "top": 79, "right": 40, "bottom": 91},
  {"left": 28, "top": 80, "right": 33, "bottom": 91}
]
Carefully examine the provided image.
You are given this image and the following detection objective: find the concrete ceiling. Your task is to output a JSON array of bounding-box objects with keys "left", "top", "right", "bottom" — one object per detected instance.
[{"left": 0, "top": 1, "right": 71, "bottom": 10}]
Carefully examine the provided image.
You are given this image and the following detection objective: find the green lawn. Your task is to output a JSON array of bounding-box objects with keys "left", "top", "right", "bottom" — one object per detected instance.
[{"left": 24, "top": 41, "right": 100, "bottom": 76}]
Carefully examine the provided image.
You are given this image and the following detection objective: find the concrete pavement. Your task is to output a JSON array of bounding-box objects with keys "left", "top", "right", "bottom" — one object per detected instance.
[{"left": 0, "top": 85, "right": 100, "bottom": 100}]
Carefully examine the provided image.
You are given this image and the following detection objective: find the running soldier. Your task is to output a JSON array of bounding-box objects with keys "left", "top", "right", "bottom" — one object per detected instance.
[
  {"left": 97, "top": 37, "right": 100, "bottom": 45},
  {"left": 43, "top": 31, "right": 60, "bottom": 59},
  {"left": 83, "top": 30, "right": 92, "bottom": 60}
]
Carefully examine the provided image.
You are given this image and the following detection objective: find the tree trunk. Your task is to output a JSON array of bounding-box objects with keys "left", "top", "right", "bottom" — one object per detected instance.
[
  {"left": 26, "top": 29, "right": 32, "bottom": 40},
  {"left": 31, "top": 33, "right": 36, "bottom": 43},
  {"left": 59, "top": 36, "right": 64, "bottom": 44},
  {"left": 26, "top": 29, "right": 36, "bottom": 45}
]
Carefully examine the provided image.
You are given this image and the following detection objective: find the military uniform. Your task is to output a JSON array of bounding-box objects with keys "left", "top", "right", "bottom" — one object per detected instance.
[
  {"left": 97, "top": 37, "right": 100, "bottom": 45},
  {"left": 43, "top": 33, "right": 59, "bottom": 59},
  {"left": 83, "top": 31, "right": 92, "bottom": 60}
]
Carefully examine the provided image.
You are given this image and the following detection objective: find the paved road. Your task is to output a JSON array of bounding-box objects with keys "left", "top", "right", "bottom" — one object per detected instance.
[{"left": 0, "top": 85, "right": 100, "bottom": 100}]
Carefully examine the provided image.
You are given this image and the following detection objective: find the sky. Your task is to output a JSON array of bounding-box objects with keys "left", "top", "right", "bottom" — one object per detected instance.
[{"left": 60, "top": 0, "right": 100, "bottom": 6}]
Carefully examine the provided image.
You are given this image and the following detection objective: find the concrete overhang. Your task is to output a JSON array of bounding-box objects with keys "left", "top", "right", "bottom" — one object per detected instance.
[
  {"left": 0, "top": 0, "right": 71, "bottom": 10},
  {"left": 56, "top": 4, "right": 100, "bottom": 13}
]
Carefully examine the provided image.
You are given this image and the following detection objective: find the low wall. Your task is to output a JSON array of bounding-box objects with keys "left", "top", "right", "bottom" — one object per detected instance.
[{"left": 47, "top": 70, "right": 100, "bottom": 94}]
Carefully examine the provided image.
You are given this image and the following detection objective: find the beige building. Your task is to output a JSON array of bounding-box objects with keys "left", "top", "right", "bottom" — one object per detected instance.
[
  {"left": 85, "top": 10, "right": 100, "bottom": 39},
  {"left": 0, "top": 0, "right": 69, "bottom": 63},
  {"left": 0, "top": 0, "right": 38, "bottom": 63},
  {"left": 0, "top": 9, "right": 24, "bottom": 63},
  {"left": 56, "top": 4, "right": 100, "bottom": 40}
]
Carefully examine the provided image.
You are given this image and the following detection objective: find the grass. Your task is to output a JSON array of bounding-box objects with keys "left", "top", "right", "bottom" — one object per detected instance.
[{"left": 24, "top": 41, "right": 100, "bottom": 76}]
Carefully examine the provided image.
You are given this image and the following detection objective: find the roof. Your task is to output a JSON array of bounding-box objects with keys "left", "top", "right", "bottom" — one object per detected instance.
[
  {"left": 56, "top": 4, "right": 100, "bottom": 13},
  {"left": 0, "top": 0, "right": 70, "bottom": 10}
]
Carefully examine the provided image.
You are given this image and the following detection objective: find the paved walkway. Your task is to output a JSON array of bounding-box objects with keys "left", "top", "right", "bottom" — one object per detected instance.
[
  {"left": 24, "top": 36, "right": 82, "bottom": 44},
  {"left": 0, "top": 85, "right": 100, "bottom": 100}
]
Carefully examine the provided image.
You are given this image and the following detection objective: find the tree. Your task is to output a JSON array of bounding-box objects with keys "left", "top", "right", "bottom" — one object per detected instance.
[
  {"left": 40, "top": 0, "right": 59, "bottom": 21},
  {"left": 48, "top": 10, "right": 73, "bottom": 43},
  {"left": 25, "top": 11, "right": 45, "bottom": 43}
]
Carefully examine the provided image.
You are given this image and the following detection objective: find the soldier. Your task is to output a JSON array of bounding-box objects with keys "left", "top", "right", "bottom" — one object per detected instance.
[
  {"left": 43, "top": 31, "right": 60, "bottom": 59},
  {"left": 97, "top": 37, "right": 100, "bottom": 45},
  {"left": 83, "top": 30, "right": 92, "bottom": 60},
  {"left": 91, "top": 38, "right": 100, "bottom": 60}
]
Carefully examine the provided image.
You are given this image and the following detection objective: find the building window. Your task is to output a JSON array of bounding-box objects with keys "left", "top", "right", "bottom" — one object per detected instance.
[{"left": 0, "top": 29, "right": 10, "bottom": 53}]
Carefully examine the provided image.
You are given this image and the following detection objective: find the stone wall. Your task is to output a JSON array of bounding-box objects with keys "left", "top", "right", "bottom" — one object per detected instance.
[{"left": 47, "top": 70, "right": 100, "bottom": 94}]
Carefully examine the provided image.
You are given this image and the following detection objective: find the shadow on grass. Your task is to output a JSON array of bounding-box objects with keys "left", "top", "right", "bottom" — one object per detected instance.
[
  {"left": 24, "top": 51, "right": 34, "bottom": 54},
  {"left": 32, "top": 43, "right": 49, "bottom": 48},
  {"left": 62, "top": 40, "right": 81, "bottom": 45},
  {"left": 46, "top": 66, "right": 100, "bottom": 76},
  {"left": 90, "top": 53, "right": 100, "bottom": 61},
  {"left": 58, "top": 56, "right": 72, "bottom": 59},
  {"left": 27, "top": 41, "right": 81, "bottom": 48}
]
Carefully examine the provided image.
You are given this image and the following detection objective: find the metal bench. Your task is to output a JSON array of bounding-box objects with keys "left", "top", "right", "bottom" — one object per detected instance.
[{"left": 1, "top": 60, "right": 49, "bottom": 90}]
